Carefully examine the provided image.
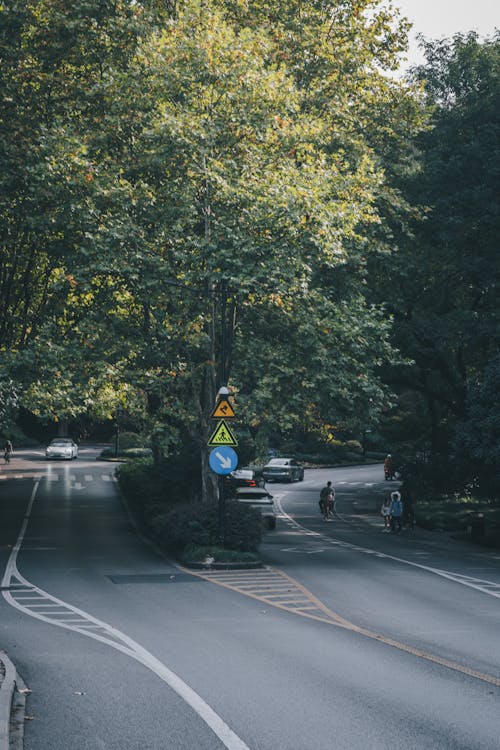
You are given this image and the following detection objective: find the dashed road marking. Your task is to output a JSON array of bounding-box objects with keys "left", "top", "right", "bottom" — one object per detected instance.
[{"left": 276, "top": 497, "right": 500, "bottom": 599}]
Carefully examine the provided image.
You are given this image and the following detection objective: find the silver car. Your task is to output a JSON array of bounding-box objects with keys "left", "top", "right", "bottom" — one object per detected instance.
[
  {"left": 262, "top": 458, "right": 304, "bottom": 483},
  {"left": 45, "top": 438, "right": 79, "bottom": 460}
]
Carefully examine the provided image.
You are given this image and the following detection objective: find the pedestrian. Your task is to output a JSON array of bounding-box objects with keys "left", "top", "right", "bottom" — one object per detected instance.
[
  {"left": 319, "top": 480, "right": 335, "bottom": 521},
  {"left": 380, "top": 495, "right": 391, "bottom": 532},
  {"left": 390, "top": 490, "right": 403, "bottom": 533}
]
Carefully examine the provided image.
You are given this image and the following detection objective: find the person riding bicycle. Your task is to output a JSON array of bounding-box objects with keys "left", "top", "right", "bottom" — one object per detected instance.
[
  {"left": 3, "top": 439, "right": 13, "bottom": 463},
  {"left": 319, "top": 481, "right": 335, "bottom": 521},
  {"left": 384, "top": 454, "right": 394, "bottom": 480}
]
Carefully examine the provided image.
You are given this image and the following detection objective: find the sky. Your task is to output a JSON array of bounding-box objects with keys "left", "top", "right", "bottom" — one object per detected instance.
[{"left": 394, "top": 0, "right": 499, "bottom": 69}]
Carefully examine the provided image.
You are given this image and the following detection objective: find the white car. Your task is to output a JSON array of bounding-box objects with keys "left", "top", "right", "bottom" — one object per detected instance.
[
  {"left": 45, "top": 438, "right": 79, "bottom": 460},
  {"left": 235, "top": 487, "right": 276, "bottom": 529}
]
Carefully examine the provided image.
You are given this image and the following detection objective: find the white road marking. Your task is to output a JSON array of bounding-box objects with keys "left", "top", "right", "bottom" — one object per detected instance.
[
  {"left": 84, "top": 475, "right": 93, "bottom": 482},
  {"left": 275, "top": 497, "right": 500, "bottom": 600},
  {"left": 1, "top": 480, "right": 251, "bottom": 750}
]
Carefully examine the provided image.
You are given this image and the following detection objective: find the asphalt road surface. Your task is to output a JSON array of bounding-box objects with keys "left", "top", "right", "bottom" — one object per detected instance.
[{"left": 1, "top": 449, "right": 499, "bottom": 749}]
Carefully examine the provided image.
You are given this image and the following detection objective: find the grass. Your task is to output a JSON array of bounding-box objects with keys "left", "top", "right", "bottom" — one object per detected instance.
[{"left": 415, "top": 496, "right": 500, "bottom": 547}]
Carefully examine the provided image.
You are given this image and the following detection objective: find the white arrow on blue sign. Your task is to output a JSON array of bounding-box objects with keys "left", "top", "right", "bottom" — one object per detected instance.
[{"left": 209, "top": 446, "right": 238, "bottom": 475}]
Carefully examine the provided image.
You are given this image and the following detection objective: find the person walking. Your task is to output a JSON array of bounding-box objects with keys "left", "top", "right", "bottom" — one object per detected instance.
[
  {"left": 380, "top": 495, "right": 391, "bottom": 532},
  {"left": 390, "top": 490, "right": 403, "bottom": 533},
  {"left": 319, "top": 480, "right": 335, "bottom": 521}
]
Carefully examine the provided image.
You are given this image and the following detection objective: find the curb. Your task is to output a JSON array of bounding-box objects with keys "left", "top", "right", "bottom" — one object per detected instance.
[
  {"left": 182, "top": 560, "right": 263, "bottom": 571},
  {"left": 0, "top": 652, "right": 16, "bottom": 750}
]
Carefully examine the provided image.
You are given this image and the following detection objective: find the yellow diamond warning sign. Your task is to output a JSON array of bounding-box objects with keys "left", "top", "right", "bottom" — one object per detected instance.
[
  {"left": 207, "top": 420, "right": 238, "bottom": 447},
  {"left": 211, "top": 399, "right": 236, "bottom": 419}
]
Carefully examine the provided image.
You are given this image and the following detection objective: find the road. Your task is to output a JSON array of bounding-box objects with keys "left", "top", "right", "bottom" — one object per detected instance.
[{"left": 1, "top": 450, "right": 499, "bottom": 749}]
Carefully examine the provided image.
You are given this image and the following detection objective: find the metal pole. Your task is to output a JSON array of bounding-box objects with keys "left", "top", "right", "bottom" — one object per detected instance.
[
  {"left": 114, "top": 411, "right": 120, "bottom": 458},
  {"left": 220, "top": 279, "right": 227, "bottom": 389},
  {"left": 218, "top": 475, "right": 225, "bottom": 546},
  {"left": 218, "top": 280, "right": 227, "bottom": 546}
]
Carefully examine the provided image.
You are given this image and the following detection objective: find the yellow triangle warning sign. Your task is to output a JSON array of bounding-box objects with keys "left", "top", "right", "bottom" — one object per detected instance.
[
  {"left": 207, "top": 420, "right": 238, "bottom": 447},
  {"left": 211, "top": 399, "right": 236, "bottom": 419}
]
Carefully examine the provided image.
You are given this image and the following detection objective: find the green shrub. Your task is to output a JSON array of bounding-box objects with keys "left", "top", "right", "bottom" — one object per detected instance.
[
  {"left": 117, "top": 431, "right": 146, "bottom": 449},
  {"left": 149, "top": 500, "right": 262, "bottom": 558},
  {"left": 116, "top": 453, "right": 261, "bottom": 559},
  {"left": 122, "top": 447, "right": 153, "bottom": 458}
]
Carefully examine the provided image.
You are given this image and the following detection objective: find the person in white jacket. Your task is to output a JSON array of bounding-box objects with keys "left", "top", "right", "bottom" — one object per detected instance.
[{"left": 380, "top": 496, "right": 391, "bottom": 531}]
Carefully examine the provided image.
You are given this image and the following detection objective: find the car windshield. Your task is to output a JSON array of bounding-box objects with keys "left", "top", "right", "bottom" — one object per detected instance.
[
  {"left": 267, "top": 459, "right": 290, "bottom": 466},
  {"left": 50, "top": 440, "right": 71, "bottom": 446}
]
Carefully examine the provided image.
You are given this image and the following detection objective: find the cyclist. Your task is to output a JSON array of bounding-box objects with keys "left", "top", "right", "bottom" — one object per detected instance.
[
  {"left": 3, "top": 439, "right": 13, "bottom": 463},
  {"left": 384, "top": 454, "right": 394, "bottom": 480},
  {"left": 319, "top": 481, "right": 335, "bottom": 521}
]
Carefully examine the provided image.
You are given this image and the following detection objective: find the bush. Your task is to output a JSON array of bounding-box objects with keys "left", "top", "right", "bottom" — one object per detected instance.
[
  {"left": 122, "top": 447, "right": 153, "bottom": 458},
  {"left": 116, "top": 456, "right": 262, "bottom": 560},
  {"left": 149, "top": 500, "right": 262, "bottom": 558},
  {"left": 117, "top": 431, "right": 147, "bottom": 449}
]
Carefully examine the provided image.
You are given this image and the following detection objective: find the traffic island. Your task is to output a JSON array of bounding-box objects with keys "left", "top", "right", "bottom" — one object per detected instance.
[
  {"left": 182, "top": 560, "right": 264, "bottom": 570},
  {"left": 180, "top": 545, "right": 263, "bottom": 570}
]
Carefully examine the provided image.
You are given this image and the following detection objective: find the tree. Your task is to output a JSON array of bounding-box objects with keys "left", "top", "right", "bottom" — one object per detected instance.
[
  {"left": 1, "top": 0, "right": 425, "bottom": 501},
  {"left": 454, "top": 354, "right": 500, "bottom": 495},
  {"left": 369, "top": 32, "right": 500, "bottom": 455}
]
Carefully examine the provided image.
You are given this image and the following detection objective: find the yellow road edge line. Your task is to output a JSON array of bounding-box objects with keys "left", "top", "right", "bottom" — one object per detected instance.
[{"left": 180, "top": 565, "right": 500, "bottom": 688}]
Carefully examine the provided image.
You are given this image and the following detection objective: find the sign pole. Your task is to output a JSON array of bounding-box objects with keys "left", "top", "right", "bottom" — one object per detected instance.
[
  {"left": 218, "top": 280, "right": 227, "bottom": 547},
  {"left": 218, "top": 475, "right": 225, "bottom": 547}
]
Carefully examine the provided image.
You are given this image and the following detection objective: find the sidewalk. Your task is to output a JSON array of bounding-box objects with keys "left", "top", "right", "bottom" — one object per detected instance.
[{"left": 0, "top": 652, "right": 26, "bottom": 750}]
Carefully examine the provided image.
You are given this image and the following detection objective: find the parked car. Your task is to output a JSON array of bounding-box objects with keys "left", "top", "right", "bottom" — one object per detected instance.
[
  {"left": 45, "top": 438, "right": 79, "bottom": 460},
  {"left": 262, "top": 457, "right": 304, "bottom": 483},
  {"left": 235, "top": 487, "right": 276, "bottom": 529},
  {"left": 225, "top": 467, "right": 265, "bottom": 495}
]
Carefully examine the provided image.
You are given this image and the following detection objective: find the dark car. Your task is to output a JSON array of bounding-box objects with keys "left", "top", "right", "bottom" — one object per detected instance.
[
  {"left": 235, "top": 487, "right": 276, "bottom": 529},
  {"left": 225, "top": 468, "right": 265, "bottom": 496},
  {"left": 262, "top": 458, "right": 304, "bottom": 483}
]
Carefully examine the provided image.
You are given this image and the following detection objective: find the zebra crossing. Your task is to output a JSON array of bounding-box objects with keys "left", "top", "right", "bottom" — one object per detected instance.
[{"left": 0, "top": 472, "right": 116, "bottom": 482}]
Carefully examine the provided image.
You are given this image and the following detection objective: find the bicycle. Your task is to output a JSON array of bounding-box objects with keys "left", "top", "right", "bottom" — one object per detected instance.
[{"left": 319, "top": 494, "right": 334, "bottom": 521}]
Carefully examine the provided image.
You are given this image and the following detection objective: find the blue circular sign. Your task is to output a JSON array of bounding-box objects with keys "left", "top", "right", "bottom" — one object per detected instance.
[{"left": 209, "top": 447, "right": 238, "bottom": 475}]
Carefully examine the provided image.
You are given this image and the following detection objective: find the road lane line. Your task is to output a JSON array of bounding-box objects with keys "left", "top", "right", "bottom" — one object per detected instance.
[
  {"left": 276, "top": 496, "right": 500, "bottom": 599},
  {"left": 1, "top": 481, "right": 252, "bottom": 750}
]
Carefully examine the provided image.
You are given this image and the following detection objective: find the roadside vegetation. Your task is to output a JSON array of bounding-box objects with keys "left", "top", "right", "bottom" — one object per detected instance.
[{"left": 116, "top": 458, "right": 262, "bottom": 564}]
